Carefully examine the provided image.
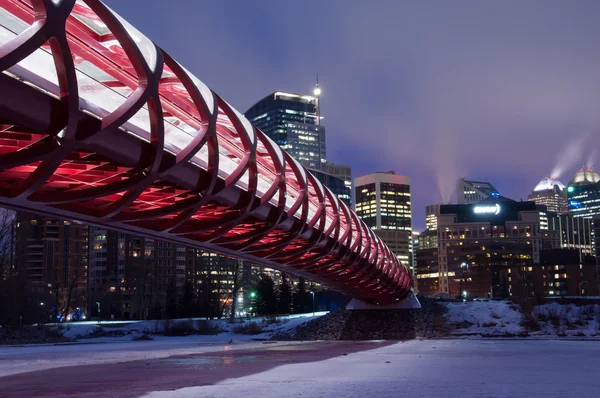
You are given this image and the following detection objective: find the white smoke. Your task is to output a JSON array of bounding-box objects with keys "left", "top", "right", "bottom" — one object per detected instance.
[
  {"left": 550, "top": 134, "right": 588, "bottom": 178},
  {"left": 433, "top": 128, "right": 461, "bottom": 204},
  {"left": 586, "top": 148, "right": 597, "bottom": 170}
]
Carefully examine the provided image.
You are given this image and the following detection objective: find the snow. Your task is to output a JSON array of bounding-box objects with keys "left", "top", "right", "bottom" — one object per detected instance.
[
  {"left": 54, "top": 311, "right": 328, "bottom": 340},
  {"left": 142, "top": 340, "right": 600, "bottom": 398},
  {"left": 532, "top": 303, "right": 600, "bottom": 337},
  {"left": 0, "top": 339, "right": 311, "bottom": 378},
  {"left": 0, "top": 313, "right": 328, "bottom": 377},
  {"left": 441, "top": 300, "right": 600, "bottom": 338},
  {"left": 443, "top": 300, "right": 524, "bottom": 336}
]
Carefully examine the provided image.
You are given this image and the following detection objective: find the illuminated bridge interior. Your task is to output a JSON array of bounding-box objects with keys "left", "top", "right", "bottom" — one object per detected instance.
[{"left": 0, "top": 0, "right": 412, "bottom": 304}]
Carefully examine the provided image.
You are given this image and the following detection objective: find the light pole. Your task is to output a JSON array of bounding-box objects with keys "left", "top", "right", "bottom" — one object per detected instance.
[
  {"left": 96, "top": 301, "right": 100, "bottom": 322},
  {"left": 460, "top": 262, "right": 469, "bottom": 300},
  {"left": 310, "top": 291, "right": 315, "bottom": 316}
]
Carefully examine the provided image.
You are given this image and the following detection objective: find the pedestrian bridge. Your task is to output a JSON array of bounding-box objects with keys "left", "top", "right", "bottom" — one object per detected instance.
[{"left": 0, "top": 0, "right": 412, "bottom": 304}]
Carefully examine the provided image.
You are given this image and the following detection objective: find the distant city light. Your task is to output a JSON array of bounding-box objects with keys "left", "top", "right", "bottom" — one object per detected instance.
[
  {"left": 567, "top": 186, "right": 575, "bottom": 193},
  {"left": 313, "top": 86, "right": 321, "bottom": 96}
]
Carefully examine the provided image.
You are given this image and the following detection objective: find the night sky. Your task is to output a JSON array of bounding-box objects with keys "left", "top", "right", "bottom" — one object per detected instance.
[{"left": 104, "top": 0, "right": 600, "bottom": 230}]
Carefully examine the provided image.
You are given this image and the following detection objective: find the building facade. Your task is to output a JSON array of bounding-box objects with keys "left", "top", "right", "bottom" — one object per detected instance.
[
  {"left": 309, "top": 168, "right": 352, "bottom": 207},
  {"left": 425, "top": 204, "right": 441, "bottom": 232},
  {"left": 567, "top": 168, "right": 600, "bottom": 219},
  {"left": 528, "top": 177, "right": 569, "bottom": 214},
  {"left": 547, "top": 215, "right": 595, "bottom": 257},
  {"left": 15, "top": 213, "right": 89, "bottom": 319},
  {"left": 503, "top": 249, "right": 598, "bottom": 298},
  {"left": 416, "top": 197, "right": 561, "bottom": 298},
  {"left": 245, "top": 92, "right": 326, "bottom": 171},
  {"left": 456, "top": 178, "right": 499, "bottom": 204},
  {"left": 88, "top": 228, "right": 187, "bottom": 319},
  {"left": 354, "top": 171, "right": 412, "bottom": 265}
]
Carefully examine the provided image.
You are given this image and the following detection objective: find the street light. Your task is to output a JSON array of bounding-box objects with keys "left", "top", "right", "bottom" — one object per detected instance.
[{"left": 310, "top": 291, "right": 315, "bottom": 316}]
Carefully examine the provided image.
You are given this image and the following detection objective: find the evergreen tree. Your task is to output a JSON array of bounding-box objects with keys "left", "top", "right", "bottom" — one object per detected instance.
[
  {"left": 149, "top": 301, "right": 163, "bottom": 320},
  {"left": 255, "top": 274, "right": 277, "bottom": 315},
  {"left": 293, "top": 277, "right": 311, "bottom": 314},
  {"left": 179, "top": 281, "right": 196, "bottom": 317},
  {"left": 277, "top": 273, "right": 292, "bottom": 315},
  {"left": 166, "top": 279, "right": 178, "bottom": 319}
]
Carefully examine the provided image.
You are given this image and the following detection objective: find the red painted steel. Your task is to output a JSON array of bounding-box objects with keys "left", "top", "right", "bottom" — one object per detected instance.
[{"left": 0, "top": 0, "right": 412, "bottom": 304}]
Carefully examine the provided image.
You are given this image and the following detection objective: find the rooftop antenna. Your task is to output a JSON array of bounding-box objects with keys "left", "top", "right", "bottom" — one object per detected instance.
[{"left": 313, "top": 73, "right": 321, "bottom": 127}]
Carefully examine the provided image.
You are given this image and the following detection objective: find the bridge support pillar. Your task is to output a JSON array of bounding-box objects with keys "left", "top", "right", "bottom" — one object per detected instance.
[{"left": 346, "top": 291, "right": 421, "bottom": 310}]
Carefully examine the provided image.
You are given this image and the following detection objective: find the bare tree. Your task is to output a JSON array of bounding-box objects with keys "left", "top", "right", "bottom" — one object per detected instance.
[
  {"left": 0, "top": 208, "right": 15, "bottom": 279},
  {"left": 228, "top": 260, "right": 244, "bottom": 322}
]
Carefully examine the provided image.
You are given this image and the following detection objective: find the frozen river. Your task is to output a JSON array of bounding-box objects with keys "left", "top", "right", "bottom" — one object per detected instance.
[{"left": 1, "top": 338, "right": 599, "bottom": 397}]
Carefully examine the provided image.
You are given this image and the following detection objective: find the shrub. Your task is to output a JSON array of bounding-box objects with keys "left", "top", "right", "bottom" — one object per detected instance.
[
  {"left": 520, "top": 314, "right": 541, "bottom": 332},
  {"left": 196, "top": 320, "right": 221, "bottom": 335},
  {"left": 454, "top": 320, "right": 474, "bottom": 329},
  {"left": 263, "top": 316, "right": 282, "bottom": 326},
  {"left": 482, "top": 321, "right": 497, "bottom": 328},
  {"left": 164, "top": 320, "right": 196, "bottom": 336},
  {"left": 232, "top": 321, "right": 263, "bottom": 335}
]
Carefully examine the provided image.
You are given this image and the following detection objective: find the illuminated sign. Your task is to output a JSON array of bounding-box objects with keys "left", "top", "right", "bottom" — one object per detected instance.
[
  {"left": 567, "top": 186, "right": 574, "bottom": 193},
  {"left": 473, "top": 204, "right": 501, "bottom": 215}
]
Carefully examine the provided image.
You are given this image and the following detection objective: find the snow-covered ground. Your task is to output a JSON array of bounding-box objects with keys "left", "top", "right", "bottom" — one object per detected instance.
[
  {"left": 442, "top": 300, "right": 600, "bottom": 338},
  {"left": 0, "top": 338, "right": 312, "bottom": 378},
  {"left": 142, "top": 339, "right": 600, "bottom": 398},
  {"left": 443, "top": 300, "right": 524, "bottom": 336},
  {"left": 54, "top": 312, "right": 328, "bottom": 341},
  {"left": 532, "top": 303, "right": 600, "bottom": 337}
]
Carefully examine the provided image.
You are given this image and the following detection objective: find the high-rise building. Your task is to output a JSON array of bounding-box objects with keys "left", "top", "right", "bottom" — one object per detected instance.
[
  {"left": 308, "top": 168, "right": 352, "bottom": 207},
  {"left": 425, "top": 204, "right": 441, "bottom": 232},
  {"left": 245, "top": 91, "right": 326, "bottom": 171},
  {"left": 567, "top": 168, "right": 600, "bottom": 219},
  {"left": 547, "top": 215, "right": 595, "bottom": 257},
  {"left": 416, "top": 197, "right": 561, "bottom": 298},
  {"left": 325, "top": 162, "right": 352, "bottom": 185},
  {"left": 88, "top": 228, "right": 187, "bottom": 319},
  {"left": 411, "top": 231, "right": 420, "bottom": 275},
  {"left": 354, "top": 171, "right": 412, "bottom": 265},
  {"left": 528, "top": 177, "right": 569, "bottom": 214},
  {"left": 456, "top": 178, "right": 499, "bottom": 204},
  {"left": 15, "top": 213, "right": 88, "bottom": 318}
]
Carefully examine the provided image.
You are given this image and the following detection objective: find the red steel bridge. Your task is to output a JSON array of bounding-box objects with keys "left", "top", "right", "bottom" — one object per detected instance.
[{"left": 0, "top": 0, "right": 412, "bottom": 304}]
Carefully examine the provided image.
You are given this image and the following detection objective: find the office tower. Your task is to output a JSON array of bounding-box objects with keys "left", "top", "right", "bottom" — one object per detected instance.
[
  {"left": 245, "top": 91, "right": 326, "bottom": 171},
  {"left": 425, "top": 204, "right": 441, "bottom": 232},
  {"left": 567, "top": 168, "right": 600, "bottom": 219},
  {"left": 416, "top": 197, "right": 561, "bottom": 298},
  {"left": 15, "top": 213, "right": 88, "bottom": 318},
  {"left": 325, "top": 162, "right": 352, "bottom": 185},
  {"left": 308, "top": 168, "right": 352, "bottom": 207},
  {"left": 456, "top": 178, "right": 499, "bottom": 204},
  {"left": 88, "top": 228, "right": 187, "bottom": 319},
  {"left": 411, "top": 231, "right": 420, "bottom": 275},
  {"left": 528, "top": 176, "right": 569, "bottom": 214},
  {"left": 354, "top": 171, "right": 412, "bottom": 265}
]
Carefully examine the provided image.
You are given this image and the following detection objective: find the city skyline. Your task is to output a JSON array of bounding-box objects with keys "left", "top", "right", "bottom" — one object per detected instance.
[{"left": 103, "top": 0, "right": 600, "bottom": 231}]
